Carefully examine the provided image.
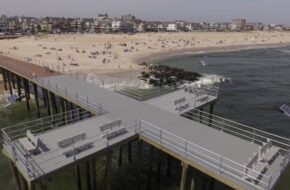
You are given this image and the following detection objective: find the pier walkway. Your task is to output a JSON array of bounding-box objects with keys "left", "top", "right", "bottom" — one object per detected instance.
[{"left": 1, "top": 55, "right": 290, "bottom": 190}]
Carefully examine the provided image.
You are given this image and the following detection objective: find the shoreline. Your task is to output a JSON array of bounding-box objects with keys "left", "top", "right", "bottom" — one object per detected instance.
[{"left": 135, "top": 42, "right": 290, "bottom": 65}]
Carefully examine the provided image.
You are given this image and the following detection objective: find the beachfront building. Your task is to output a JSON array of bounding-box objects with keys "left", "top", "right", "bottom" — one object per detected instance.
[
  {"left": 231, "top": 19, "right": 247, "bottom": 31},
  {"left": 136, "top": 22, "right": 147, "bottom": 32},
  {"left": 121, "top": 14, "right": 136, "bottom": 22},
  {"left": 167, "top": 23, "right": 178, "bottom": 31},
  {"left": 175, "top": 20, "right": 187, "bottom": 31},
  {"left": 112, "top": 20, "right": 134, "bottom": 33},
  {"left": 96, "top": 13, "right": 112, "bottom": 33}
]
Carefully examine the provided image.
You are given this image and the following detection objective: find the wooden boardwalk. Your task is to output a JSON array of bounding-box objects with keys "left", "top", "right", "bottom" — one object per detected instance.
[{"left": 0, "top": 54, "right": 61, "bottom": 79}]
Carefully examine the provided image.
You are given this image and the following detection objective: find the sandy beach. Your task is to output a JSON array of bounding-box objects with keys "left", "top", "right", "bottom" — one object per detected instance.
[{"left": 1, "top": 31, "right": 290, "bottom": 78}]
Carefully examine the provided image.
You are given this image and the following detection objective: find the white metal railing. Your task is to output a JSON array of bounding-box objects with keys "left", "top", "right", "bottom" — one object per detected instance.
[
  {"left": 1, "top": 109, "right": 94, "bottom": 178},
  {"left": 33, "top": 77, "right": 107, "bottom": 115},
  {"left": 137, "top": 120, "right": 290, "bottom": 190},
  {"left": 181, "top": 109, "right": 290, "bottom": 152},
  {"left": 115, "top": 84, "right": 180, "bottom": 101},
  {"left": 2, "top": 113, "right": 137, "bottom": 179}
]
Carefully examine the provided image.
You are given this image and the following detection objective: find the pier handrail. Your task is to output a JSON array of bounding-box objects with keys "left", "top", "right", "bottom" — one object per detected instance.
[
  {"left": 33, "top": 77, "right": 108, "bottom": 115},
  {"left": 2, "top": 109, "right": 93, "bottom": 139},
  {"left": 182, "top": 109, "right": 290, "bottom": 152},
  {"left": 115, "top": 84, "right": 180, "bottom": 101},
  {"left": 2, "top": 115, "right": 137, "bottom": 178},
  {"left": 1, "top": 109, "right": 94, "bottom": 178},
  {"left": 138, "top": 120, "right": 272, "bottom": 190}
]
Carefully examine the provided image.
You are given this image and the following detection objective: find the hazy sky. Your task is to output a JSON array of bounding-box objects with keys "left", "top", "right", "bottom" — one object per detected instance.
[{"left": 1, "top": 0, "right": 289, "bottom": 24}]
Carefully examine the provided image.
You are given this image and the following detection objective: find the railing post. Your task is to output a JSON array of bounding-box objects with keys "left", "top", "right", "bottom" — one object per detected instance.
[
  {"left": 98, "top": 103, "right": 102, "bottom": 115},
  {"left": 106, "top": 131, "right": 109, "bottom": 147},
  {"left": 72, "top": 141, "right": 76, "bottom": 161},
  {"left": 159, "top": 129, "right": 162, "bottom": 144},
  {"left": 221, "top": 119, "right": 224, "bottom": 133},
  {"left": 267, "top": 176, "right": 272, "bottom": 189},
  {"left": 251, "top": 129, "right": 256, "bottom": 143},
  {"left": 218, "top": 157, "right": 223, "bottom": 174},
  {"left": 86, "top": 96, "right": 89, "bottom": 107},
  {"left": 185, "top": 141, "right": 188, "bottom": 157},
  {"left": 135, "top": 120, "right": 138, "bottom": 134}
]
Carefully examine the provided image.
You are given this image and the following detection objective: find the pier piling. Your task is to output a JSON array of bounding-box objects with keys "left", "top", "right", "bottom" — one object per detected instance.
[
  {"left": 105, "top": 151, "right": 113, "bottom": 190},
  {"left": 180, "top": 162, "right": 188, "bottom": 190}
]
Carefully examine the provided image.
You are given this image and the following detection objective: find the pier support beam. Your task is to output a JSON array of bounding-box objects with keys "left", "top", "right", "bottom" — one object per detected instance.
[
  {"left": 1, "top": 69, "right": 8, "bottom": 90},
  {"left": 33, "top": 83, "right": 40, "bottom": 117},
  {"left": 39, "top": 181, "right": 47, "bottom": 190},
  {"left": 146, "top": 145, "right": 154, "bottom": 190},
  {"left": 23, "top": 79, "right": 30, "bottom": 111},
  {"left": 16, "top": 75, "right": 22, "bottom": 99},
  {"left": 28, "top": 183, "right": 36, "bottom": 190},
  {"left": 206, "top": 176, "right": 215, "bottom": 190},
  {"left": 19, "top": 172, "right": 28, "bottom": 190},
  {"left": 11, "top": 73, "right": 16, "bottom": 89},
  {"left": 9, "top": 161, "right": 21, "bottom": 190},
  {"left": 118, "top": 146, "right": 123, "bottom": 167},
  {"left": 190, "top": 170, "right": 196, "bottom": 190},
  {"left": 60, "top": 97, "right": 66, "bottom": 123},
  {"left": 47, "top": 91, "right": 53, "bottom": 116},
  {"left": 7, "top": 71, "right": 13, "bottom": 95},
  {"left": 86, "top": 161, "right": 92, "bottom": 190},
  {"left": 41, "top": 88, "right": 47, "bottom": 106},
  {"left": 105, "top": 151, "right": 113, "bottom": 190},
  {"left": 78, "top": 106, "right": 83, "bottom": 120},
  {"left": 91, "top": 159, "right": 97, "bottom": 190},
  {"left": 128, "top": 141, "right": 132, "bottom": 163},
  {"left": 166, "top": 155, "right": 172, "bottom": 177},
  {"left": 137, "top": 140, "right": 142, "bottom": 190},
  {"left": 156, "top": 150, "right": 161, "bottom": 186},
  {"left": 180, "top": 162, "right": 188, "bottom": 190},
  {"left": 75, "top": 165, "right": 82, "bottom": 190},
  {"left": 50, "top": 92, "right": 58, "bottom": 114}
]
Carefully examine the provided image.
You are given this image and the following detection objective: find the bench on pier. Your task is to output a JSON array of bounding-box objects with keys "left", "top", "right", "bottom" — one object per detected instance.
[
  {"left": 259, "top": 139, "right": 280, "bottom": 163},
  {"left": 19, "top": 130, "right": 40, "bottom": 155},
  {"left": 102, "top": 128, "right": 128, "bottom": 140},
  {"left": 57, "top": 133, "right": 87, "bottom": 149},
  {"left": 63, "top": 142, "right": 94, "bottom": 158},
  {"left": 244, "top": 153, "right": 268, "bottom": 182},
  {"left": 100, "top": 119, "right": 122, "bottom": 132}
]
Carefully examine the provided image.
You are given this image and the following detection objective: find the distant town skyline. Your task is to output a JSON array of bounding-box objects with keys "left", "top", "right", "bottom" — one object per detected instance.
[{"left": 1, "top": 0, "right": 290, "bottom": 25}]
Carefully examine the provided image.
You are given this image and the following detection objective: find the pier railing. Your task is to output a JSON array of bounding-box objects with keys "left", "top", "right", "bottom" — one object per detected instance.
[
  {"left": 2, "top": 112, "right": 137, "bottom": 179},
  {"left": 138, "top": 120, "right": 290, "bottom": 190},
  {"left": 2, "top": 109, "right": 94, "bottom": 178},
  {"left": 114, "top": 84, "right": 219, "bottom": 102},
  {"left": 181, "top": 109, "right": 290, "bottom": 152},
  {"left": 115, "top": 84, "right": 179, "bottom": 101},
  {"left": 34, "top": 77, "right": 107, "bottom": 115}
]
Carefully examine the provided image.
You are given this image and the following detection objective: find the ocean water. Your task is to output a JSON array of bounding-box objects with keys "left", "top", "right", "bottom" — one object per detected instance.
[{"left": 154, "top": 46, "right": 290, "bottom": 137}]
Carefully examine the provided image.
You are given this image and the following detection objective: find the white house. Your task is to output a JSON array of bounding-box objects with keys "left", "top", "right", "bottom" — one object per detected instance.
[
  {"left": 112, "top": 20, "right": 134, "bottom": 32},
  {"left": 167, "top": 23, "right": 178, "bottom": 31}
]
